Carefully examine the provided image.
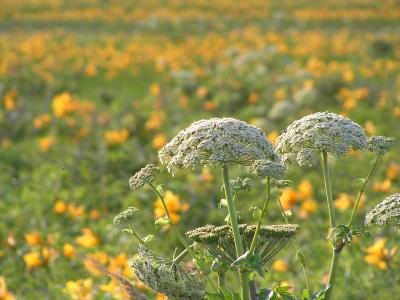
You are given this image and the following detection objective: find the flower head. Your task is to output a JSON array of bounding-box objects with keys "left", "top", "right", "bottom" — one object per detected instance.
[
  {"left": 230, "top": 177, "right": 252, "bottom": 191},
  {"left": 186, "top": 224, "right": 299, "bottom": 265},
  {"left": 113, "top": 207, "right": 139, "bottom": 224},
  {"left": 249, "top": 159, "right": 286, "bottom": 179},
  {"left": 129, "top": 246, "right": 206, "bottom": 299},
  {"left": 276, "top": 112, "right": 367, "bottom": 166},
  {"left": 159, "top": 118, "right": 278, "bottom": 175},
  {"left": 129, "top": 164, "right": 160, "bottom": 190},
  {"left": 367, "top": 136, "right": 395, "bottom": 155},
  {"left": 365, "top": 193, "right": 400, "bottom": 232}
]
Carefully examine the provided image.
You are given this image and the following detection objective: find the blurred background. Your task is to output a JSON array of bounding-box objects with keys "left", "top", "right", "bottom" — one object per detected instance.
[{"left": 0, "top": 0, "right": 399, "bottom": 299}]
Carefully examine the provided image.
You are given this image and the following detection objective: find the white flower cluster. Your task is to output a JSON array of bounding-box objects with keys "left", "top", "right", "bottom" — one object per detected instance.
[
  {"left": 276, "top": 112, "right": 367, "bottom": 166},
  {"left": 130, "top": 246, "right": 206, "bottom": 299},
  {"left": 248, "top": 159, "right": 286, "bottom": 179},
  {"left": 367, "top": 136, "right": 395, "bottom": 155},
  {"left": 365, "top": 193, "right": 400, "bottom": 229},
  {"left": 129, "top": 164, "right": 160, "bottom": 190},
  {"left": 159, "top": 118, "right": 278, "bottom": 174}
]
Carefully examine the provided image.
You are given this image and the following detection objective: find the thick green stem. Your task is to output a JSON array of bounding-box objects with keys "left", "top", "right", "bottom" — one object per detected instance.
[
  {"left": 249, "top": 176, "right": 271, "bottom": 254},
  {"left": 347, "top": 155, "right": 381, "bottom": 227},
  {"left": 325, "top": 250, "right": 340, "bottom": 300},
  {"left": 217, "top": 272, "right": 225, "bottom": 289},
  {"left": 321, "top": 150, "right": 336, "bottom": 229},
  {"left": 249, "top": 279, "right": 257, "bottom": 300},
  {"left": 277, "top": 196, "right": 311, "bottom": 294},
  {"left": 321, "top": 150, "right": 339, "bottom": 300},
  {"left": 222, "top": 166, "right": 250, "bottom": 300}
]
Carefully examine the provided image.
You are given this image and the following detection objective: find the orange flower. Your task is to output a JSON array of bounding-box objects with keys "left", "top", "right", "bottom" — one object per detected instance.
[
  {"left": 297, "top": 180, "right": 313, "bottom": 199},
  {"left": 25, "top": 231, "right": 42, "bottom": 246},
  {"left": 64, "top": 278, "right": 94, "bottom": 300},
  {"left": 54, "top": 200, "right": 67, "bottom": 214},
  {"left": 150, "top": 83, "right": 161, "bottom": 97},
  {"left": 154, "top": 191, "right": 189, "bottom": 224},
  {"left": 33, "top": 114, "right": 51, "bottom": 129},
  {"left": 38, "top": 136, "right": 55, "bottom": 152},
  {"left": 23, "top": 251, "right": 43, "bottom": 270},
  {"left": 272, "top": 259, "right": 289, "bottom": 272},
  {"left": 63, "top": 243, "right": 76, "bottom": 258},
  {"left": 0, "top": 276, "right": 15, "bottom": 300},
  {"left": 52, "top": 92, "right": 76, "bottom": 117},
  {"left": 76, "top": 228, "right": 99, "bottom": 248},
  {"left": 203, "top": 101, "right": 216, "bottom": 110},
  {"left": 364, "top": 121, "right": 376, "bottom": 135},
  {"left": 3, "top": 90, "right": 17, "bottom": 111},
  {"left": 152, "top": 134, "right": 167, "bottom": 150},
  {"left": 280, "top": 188, "right": 300, "bottom": 210},
  {"left": 386, "top": 163, "right": 400, "bottom": 180},
  {"left": 373, "top": 179, "right": 392, "bottom": 193},
  {"left": 267, "top": 131, "right": 279, "bottom": 146},
  {"left": 104, "top": 129, "right": 129, "bottom": 145},
  {"left": 200, "top": 167, "right": 214, "bottom": 183},
  {"left": 364, "top": 239, "right": 397, "bottom": 270},
  {"left": 334, "top": 193, "right": 353, "bottom": 211},
  {"left": 145, "top": 111, "right": 165, "bottom": 130},
  {"left": 196, "top": 86, "right": 208, "bottom": 98},
  {"left": 83, "top": 251, "right": 108, "bottom": 276}
]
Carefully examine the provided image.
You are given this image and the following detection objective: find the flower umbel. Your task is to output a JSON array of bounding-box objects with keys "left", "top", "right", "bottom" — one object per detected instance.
[
  {"left": 367, "top": 136, "right": 395, "bottom": 155},
  {"left": 159, "top": 118, "right": 278, "bottom": 174},
  {"left": 129, "top": 246, "right": 206, "bottom": 299},
  {"left": 249, "top": 159, "right": 286, "bottom": 179},
  {"left": 365, "top": 193, "right": 400, "bottom": 232},
  {"left": 113, "top": 207, "right": 139, "bottom": 224},
  {"left": 129, "top": 164, "right": 160, "bottom": 190},
  {"left": 276, "top": 112, "right": 367, "bottom": 165}
]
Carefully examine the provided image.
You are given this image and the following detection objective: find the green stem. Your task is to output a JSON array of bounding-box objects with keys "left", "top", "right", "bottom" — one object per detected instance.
[
  {"left": 321, "top": 150, "right": 336, "bottom": 229},
  {"left": 149, "top": 183, "right": 217, "bottom": 292},
  {"left": 321, "top": 150, "right": 339, "bottom": 300},
  {"left": 249, "top": 176, "right": 271, "bottom": 254},
  {"left": 277, "top": 196, "right": 311, "bottom": 294},
  {"left": 222, "top": 166, "right": 250, "bottom": 300},
  {"left": 347, "top": 155, "right": 381, "bottom": 227},
  {"left": 325, "top": 250, "right": 340, "bottom": 300},
  {"left": 128, "top": 221, "right": 145, "bottom": 245},
  {"left": 217, "top": 272, "right": 225, "bottom": 289},
  {"left": 249, "top": 279, "right": 257, "bottom": 300},
  {"left": 173, "top": 248, "right": 189, "bottom": 264}
]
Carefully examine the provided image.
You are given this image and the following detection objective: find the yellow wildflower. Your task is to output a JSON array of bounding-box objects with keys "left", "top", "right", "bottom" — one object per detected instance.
[
  {"left": 76, "top": 228, "right": 99, "bottom": 248},
  {"left": 0, "top": 276, "right": 15, "bottom": 300},
  {"left": 23, "top": 251, "right": 43, "bottom": 270},
  {"left": 267, "top": 131, "right": 279, "bottom": 146},
  {"left": 364, "top": 121, "right": 376, "bottom": 135},
  {"left": 373, "top": 179, "right": 392, "bottom": 193},
  {"left": 334, "top": 193, "right": 353, "bottom": 211},
  {"left": 104, "top": 129, "right": 129, "bottom": 145},
  {"left": 83, "top": 251, "right": 108, "bottom": 276},
  {"left": 150, "top": 83, "right": 161, "bottom": 97},
  {"left": 280, "top": 188, "right": 300, "bottom": 210},
  {"left": 364, "top": 239, "right": 397, "bottom": 270},
  {"left": 64, "top": 278, "right": 94, "bottom": 300},
  {"left": 386, "top": 163, "right": 400, "bottom": 180},
  {"left": 33, "top": 114, "right": 51, "bottom": 129},
  {"left": 99, "top": 280, "right": 128, "bottom": 300},
  {"left": 298, "top": 180, "right": 313, "bottom": 199},
  {"left": 152, "top": 133, "right": 167, "bottom": 150},
  {"left": 54, "top": 200, "right": 67, "bottom": 214},
  {"left": 38, "top": 136, "right": 55, "bottom": 152},
  {"left": 3, "top": 90, "right": 17, "bottom": 111},
  {"left": 272, "top": 260, "right": 289, "bottom": 272},
  {"left": 25, "top": 231, "right": 42, "bottom": 247},
  {"left": 63, "top": 243, "right": 76, "bottom": 258},
  {"left": 52, "top": 92, "right": 76, "bottom": 117},
  {"left": 154, "top": 191, "right": 189, "bottom": 224}
]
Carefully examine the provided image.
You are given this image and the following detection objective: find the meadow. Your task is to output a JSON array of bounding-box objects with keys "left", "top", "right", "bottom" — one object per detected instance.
[{"left": 0, "top": 0, "right": 399, "bottom": 299}]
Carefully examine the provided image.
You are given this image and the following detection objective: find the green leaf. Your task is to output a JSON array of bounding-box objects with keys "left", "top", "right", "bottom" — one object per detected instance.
[
  {"left": 312, "top": 285, "right": 331, "bottom": 300},
  {"left": 155, "top": 216, "right": 171, "bottom": 226}
]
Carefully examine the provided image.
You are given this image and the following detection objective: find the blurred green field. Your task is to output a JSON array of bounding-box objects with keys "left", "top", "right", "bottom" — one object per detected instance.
[{"left": 0, "top": 0, "right": 399, "bottom": 299}]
